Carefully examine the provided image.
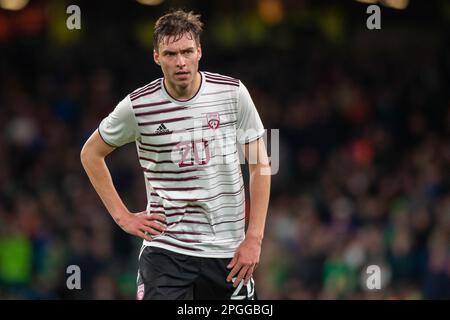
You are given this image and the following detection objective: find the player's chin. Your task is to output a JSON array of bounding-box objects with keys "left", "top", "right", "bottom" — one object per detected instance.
[{"left": 173, "top": 77, "right": 191, "bottom": 86}]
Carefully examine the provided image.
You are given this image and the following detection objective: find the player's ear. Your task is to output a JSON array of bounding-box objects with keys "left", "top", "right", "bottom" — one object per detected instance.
[
  {"left": 153, "top": 49, "right": 160, "bottom": 66},
  {"left": 197, "top": 45, "right": 202, "bottom": 61}
]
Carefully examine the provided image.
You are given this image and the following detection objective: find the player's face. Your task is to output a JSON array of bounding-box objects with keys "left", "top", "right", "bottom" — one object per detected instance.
[{"left": 154, "top": 33, "right": 202, "bottom": 88}]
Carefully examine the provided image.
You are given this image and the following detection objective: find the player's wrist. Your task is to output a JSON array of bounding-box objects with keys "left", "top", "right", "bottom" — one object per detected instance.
[
  {"left": 245, "top": 232, "right": 263, "bottom": 244},
  {"left": 112, "top": 208, "right": 132, "bottom": 226}
]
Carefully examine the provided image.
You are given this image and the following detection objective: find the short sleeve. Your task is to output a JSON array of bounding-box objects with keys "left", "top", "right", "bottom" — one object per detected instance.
[
  {"left": 98, "top": 95, "right": 140, "bottom": 147},
  {"left": 236, "top": 82, "right": 265, "bottom": 144}
]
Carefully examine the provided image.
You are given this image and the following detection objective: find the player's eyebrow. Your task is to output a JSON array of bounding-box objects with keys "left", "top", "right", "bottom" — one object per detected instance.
[
  {"left": 162, "top": 47, "right": 195, "bottom": 55},
  {"left": 181, "top": 47, "right": 195, "bottom": 52}
]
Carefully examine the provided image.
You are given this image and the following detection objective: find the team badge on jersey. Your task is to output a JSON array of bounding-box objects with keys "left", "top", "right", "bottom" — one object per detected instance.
[{"left": 207, "top": 112, "right": 220, "bottom": 130}]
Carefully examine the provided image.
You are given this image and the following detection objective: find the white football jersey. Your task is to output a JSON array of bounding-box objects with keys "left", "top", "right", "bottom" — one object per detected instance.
[{"left": 98, "top": 71, "right": 265, "bottom": 258}]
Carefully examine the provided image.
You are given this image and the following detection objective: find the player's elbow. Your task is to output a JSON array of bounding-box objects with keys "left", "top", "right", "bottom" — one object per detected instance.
[
  {"left": 80, "top": 138, "right": 98, "bottom": 168},
  {"left": 80, "top": 142, "right": 90, "bottom": 167}
]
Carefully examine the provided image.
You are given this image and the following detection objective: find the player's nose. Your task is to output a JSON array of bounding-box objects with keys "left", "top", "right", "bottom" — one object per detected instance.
[{"left": 175, "top": 53, "right": 186, "bottom": 67}]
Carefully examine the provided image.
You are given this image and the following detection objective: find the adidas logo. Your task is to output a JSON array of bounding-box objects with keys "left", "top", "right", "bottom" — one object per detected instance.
[{"left": 155, "top": 123, "right": 171, "bottom": 134}]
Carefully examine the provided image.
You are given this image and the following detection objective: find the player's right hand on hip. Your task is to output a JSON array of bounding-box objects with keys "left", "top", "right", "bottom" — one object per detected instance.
[{"left": 118, "top": 211, "right": 167, "bottom": 241}]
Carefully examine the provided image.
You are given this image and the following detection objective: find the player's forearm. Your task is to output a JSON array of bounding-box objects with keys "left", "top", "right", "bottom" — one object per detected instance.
[
  {"left": 246, "top": 163, "right": 271, "bottom": 243},
  {"left": 80, "top": 148, "right": 130, "bottom": 224}
]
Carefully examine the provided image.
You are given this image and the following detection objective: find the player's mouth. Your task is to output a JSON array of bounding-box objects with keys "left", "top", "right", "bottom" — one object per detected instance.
[{"left": 175, "top": 71, "right": 190, "bottom": 79}]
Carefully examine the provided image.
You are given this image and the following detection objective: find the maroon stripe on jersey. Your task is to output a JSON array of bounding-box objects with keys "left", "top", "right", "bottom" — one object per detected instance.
[
  {"left": 148, "top": 210, "right": 165, "bottom": 214},
  {"left": 131, "top": 89, "right": 160, "bottom": 102},
  {"left": 153, "top": 187, "right": 203, "bottom": 191},
  {"left": 143, "top": 167, "right": 198, "bottom": 174},
  {"left": 165, "top": 230, "right": 205, "bottom": 235},
  {"left": 150, "top": 186, "right": 244, "bottom": 202},
  {"left": 151, "top": 239, "right": 203, "bottom": 251},
  {"left": 131, "top": 85, "right": 151, "bottom": 97},
  {"left": 135, "top": 106, "right": 187, "bottom": 116},
  {"left": 139, "top": 85, "right": 162, "bottom": 98},
  {"left": 138, "top": 116, "right": 192, "bottom": 126},
  {"left": 139, "top": 156, "right": 174, "bottom": 164},
  {"left": 147, "top": 176, "right": 199, "bottom": 182},
  {"left": 130, "top": 83, "right": 161, "bottom": 100},
  {"left": 165, "top": 211, "right": 203, "bottom": 218},
  {"left": 205, "top": 75, "right": 239, "bottom": 85},
  {"left": 167, "top": 219, "right": 209, "bottom": 226},
  {"left": 131, "top": 79, "right": 160, "bottom": 94},
  {"left": 204, "top": 73, "right": 239, "bottom": 83},
  {"left": 150, "top": 203, "right": 205, "bottom": 211},
  {"left": 130, "top": 86, "right": 161, "bottom": 101},
  {"left": 186, "top": 210, "right": 204, "bottom": 214},
  {"left": 138, "top": 146, "right": 172, "bottom": 153},
  {"left": 132, "top": 100, "right": 171, "bottom": 109},
  {"left": 165, "top": 212, "right": 184, "bottom": 218},
  {"left": 131, "top": 78, "right": 161, "bottom": 94},
  {"left": 212, "top": 217, "right": 245, "bottom": 226},
  {"left": 130, "top": 80, "right": 160, "bottom": 97},
  {"left": 140, "top": 120, "right": 236, "bottom": 137},
  {"left": 140, "top": 141, "right": 180, "bottom": 147},
  {"left": 205, "top": 76, "right": 239, "bottom": 86},
  {"left": 130, "top": 83, "right": 160, "bottom": 100},
  {"left": 165, "top": 211, "right": 201, "bottom": 217},
  {"left": 204, "top": 77, "right": 238, "bottom": 85},
  {"left": 205, "top": 79, "right": 240, "bottom": 87}
]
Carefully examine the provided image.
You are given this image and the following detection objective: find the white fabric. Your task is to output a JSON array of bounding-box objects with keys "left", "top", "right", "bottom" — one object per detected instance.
[{"left": 98, "top": 71, "right": 265, "bottom": 258}]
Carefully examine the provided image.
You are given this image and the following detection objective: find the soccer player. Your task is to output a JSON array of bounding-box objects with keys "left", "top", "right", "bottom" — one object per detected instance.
[{"left": 80, "top": 9, "right": 271, "bottom": 300}]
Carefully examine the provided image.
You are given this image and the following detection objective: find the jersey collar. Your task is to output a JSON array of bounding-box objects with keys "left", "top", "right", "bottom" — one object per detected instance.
[{"left": 161, "top": 71, "right": 205, "bottom": 105}]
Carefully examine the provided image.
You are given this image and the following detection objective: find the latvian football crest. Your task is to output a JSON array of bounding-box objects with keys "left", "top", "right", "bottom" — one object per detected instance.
[{"left": 207, "top": 112, "right": 220, "bottom": 129}]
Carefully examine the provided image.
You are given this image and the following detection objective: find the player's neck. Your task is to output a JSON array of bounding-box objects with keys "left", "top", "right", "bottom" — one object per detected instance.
[{"left": 164, "top": 72, "right": 201, "bottom": 101}]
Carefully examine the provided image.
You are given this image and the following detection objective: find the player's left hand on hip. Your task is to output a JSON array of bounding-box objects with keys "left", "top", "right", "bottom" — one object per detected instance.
[{"left": 226, "top": 238, "right": 261, "bottom": 287}]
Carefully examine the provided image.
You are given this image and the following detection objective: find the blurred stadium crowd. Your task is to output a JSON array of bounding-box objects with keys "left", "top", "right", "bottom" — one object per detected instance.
[{"left": 0, "top": 0, "right": 449, "bottom": 299}]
